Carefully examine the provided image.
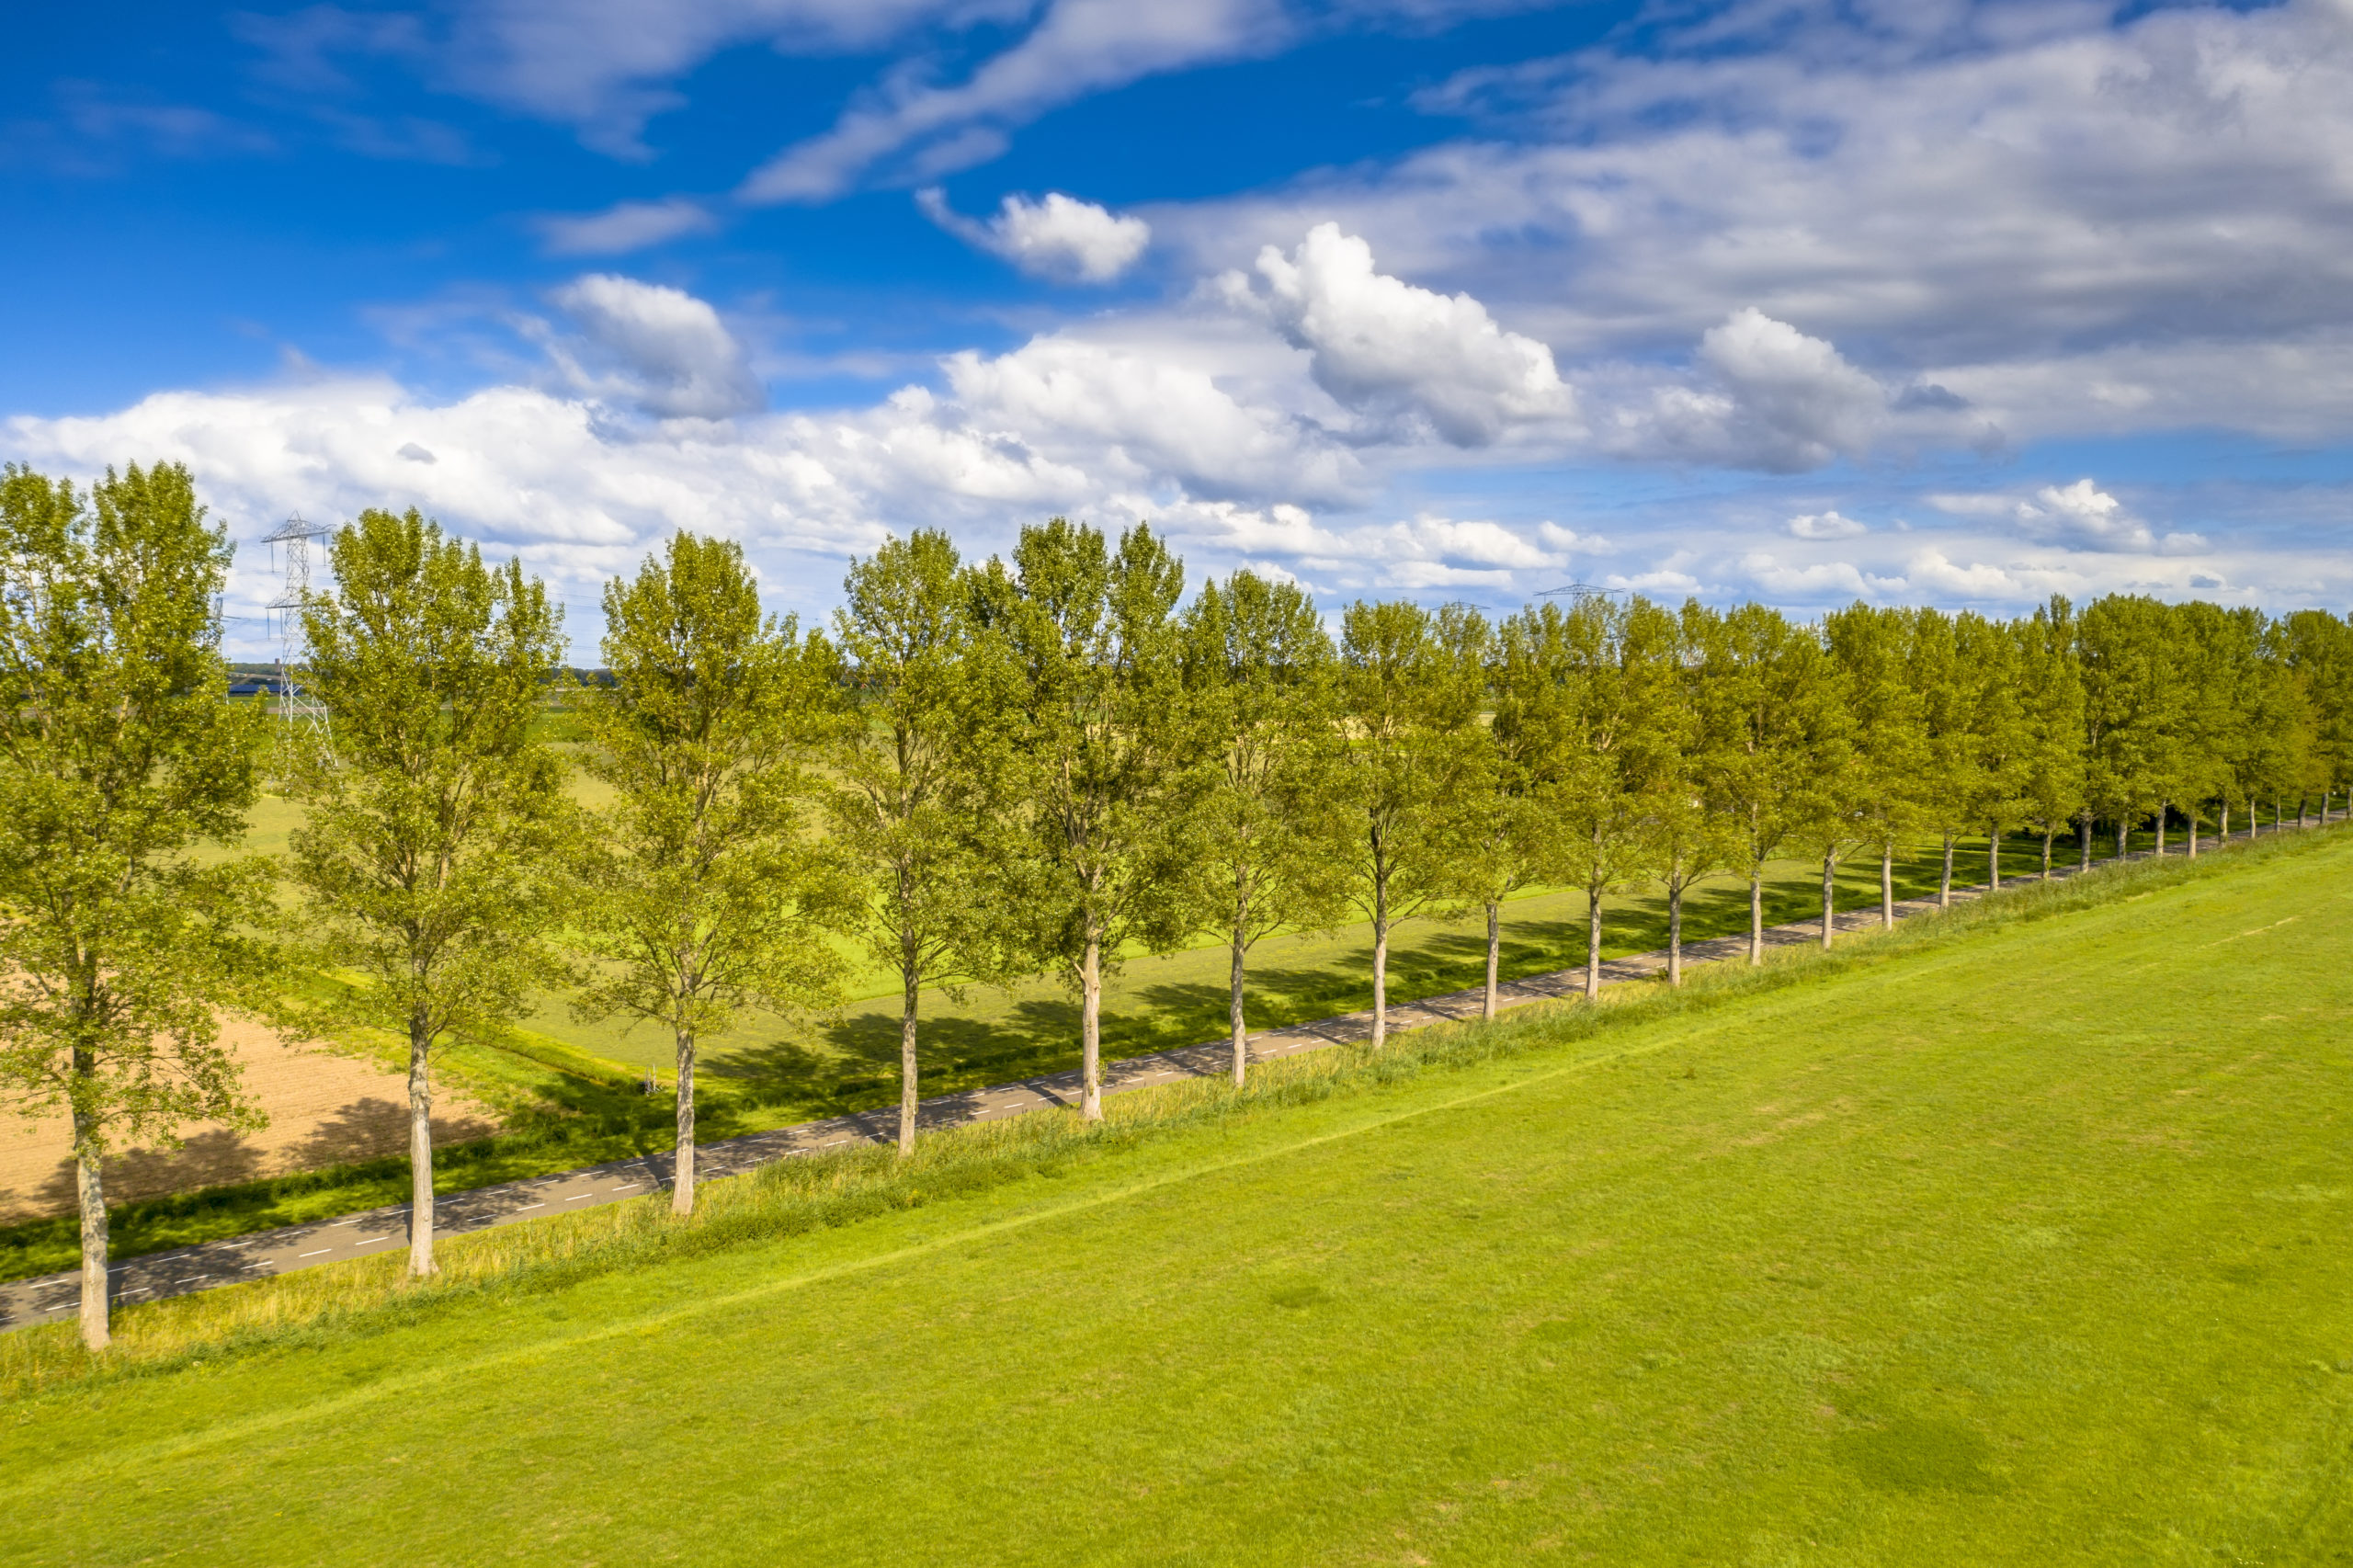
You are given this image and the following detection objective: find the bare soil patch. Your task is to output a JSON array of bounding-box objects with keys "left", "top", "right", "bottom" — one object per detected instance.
[{"left": 0, "top": 1018, "right": 500, "bottom": 1221}]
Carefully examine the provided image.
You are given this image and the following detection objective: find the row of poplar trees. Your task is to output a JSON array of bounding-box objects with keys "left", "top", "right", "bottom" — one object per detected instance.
[{"left": 7, "top": 462, "right": 2353, "bottom": 1351}]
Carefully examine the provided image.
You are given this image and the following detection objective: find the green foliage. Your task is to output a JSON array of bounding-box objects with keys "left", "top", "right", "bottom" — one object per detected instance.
[
  {"left": 569, "top": 532, "right": 849, "bottom": 1201},
  {"left": 1180, "top": 569, "right": 1351, "bottom": 1062},
  {"left": 979, "top": 518, "right": 1196, "bottom": 1113},
  {"left": 283, "top": 508, "right": 572, "bottom": 1270},
  {"left": 286, "top": 509, "right": 574, "bottom": 1051},
  {"left": 571, "top": 533, "right": 847, "bottom": 1046},
  {"left": 1337, "top": 598, "right": 1483, "bottom": 1029},
  {"left": 1824, "top": 602, "right": 1928, "bottom": 855},
  {"left": 829, "top": 528, "right": 1010, "bottom": 1145},
  {"left": 0, "top": 462, "right": 273, "bottom": 1145},
  {"left": 0, "top": 462, "right": 273, "bottom": 1345}
]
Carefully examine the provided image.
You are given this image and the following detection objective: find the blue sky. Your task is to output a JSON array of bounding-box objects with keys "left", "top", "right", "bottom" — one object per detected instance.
[{"left": 6, "top": 0, "right": 2350, "bottom": 656}]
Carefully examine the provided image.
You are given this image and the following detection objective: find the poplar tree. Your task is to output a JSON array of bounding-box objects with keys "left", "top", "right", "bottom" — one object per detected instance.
[
  {"left": 1824, "top": 603, "right": 1927, "bottom": 927},
  {"left": 2237, "top": 619, "right": 2311, "bottom": 837},
  {"left": 0, "top": 463, "right": 272, "bottom": 1350},
  {"left": 2017, "top": 597, "right": 2086, "bottom": 874},
  {"left": 1913, "top": 608, "right": 1977, "bottom": 903},
  {"left": 1958, "top": 611, "right": 2029, "bottom": 888},
  {"left": 1691, "top": 602, "right": 1817, "bottom": 962},
  {"left": 1641, "top": 602, "right": 1735, "bottom": 982},
  {"left": 831, "top": 529, "right": 1006, "bottom": 1153},
  {"left": 983, "top": 519, "right": 1192, "bottom": 1119},
  {"left": 1336, "top": 599, "right": 1477, "bottom": 1043},
  {"left": 2077, "top": 595, "right": 2177, "bottom": 862},
  {"left": 1453, "top": 608, "right": 1546, "bottom": 1016},
  {"left": 2282, "top": 610, "right": 2353, "bottom": 818},
  {"left": 1179, "top": 569, "right": 1347, "bottom": 1079},
  {"left": 1513, "top": 595, "right": 1678, "bottom": 995},
  {"left": 286, "top": 509, "right": 571, "bottom": 1275},
  {"left": 2162, "top": 602, "right": 2226, "bottom": 853},
  {"left": 570, "top": 533, "right": 847, "bottom": 1210},
  {"left": 1783, "top": 623, "right": 1860, "bottom": 947}
]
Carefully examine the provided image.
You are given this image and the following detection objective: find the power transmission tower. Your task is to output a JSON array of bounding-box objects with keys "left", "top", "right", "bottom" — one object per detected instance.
[{"left": 262, "top": 513, "right": 332, "bottom": 770}]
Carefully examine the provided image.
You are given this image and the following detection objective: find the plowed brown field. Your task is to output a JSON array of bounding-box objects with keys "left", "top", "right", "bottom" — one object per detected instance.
[{"left": 0, "top": 1020, "right": 499, "bottom": 1221}]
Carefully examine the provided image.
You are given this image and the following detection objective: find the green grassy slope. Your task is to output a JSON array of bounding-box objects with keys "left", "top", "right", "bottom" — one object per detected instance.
[{"left": 7, "top": 834, "right": 2349, "bottom": 1563}]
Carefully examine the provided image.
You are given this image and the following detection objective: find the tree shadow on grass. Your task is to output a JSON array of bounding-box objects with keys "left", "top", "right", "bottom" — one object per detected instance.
[{"left": 686, "top": 839, "right": 2058, "bottom": 1129}]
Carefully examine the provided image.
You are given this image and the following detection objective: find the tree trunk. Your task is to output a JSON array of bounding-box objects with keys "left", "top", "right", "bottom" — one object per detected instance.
[
  {"left": 2040, "top": 830, "right": 2052, "bottom": 878},
  {"left": 406, "top": 1009, "right": 437, "bottom": 1277},
  {"left": 1667, "top": 883, "right": 1684, "bottom": 986},
  {"left": 1748, "top": 869, "right": 1763, "bottom": 965},
  {"left": 2155, "top": 801, "right": 2167, "bottom": 857},
  {"left": 1585, "top": 880, "right": 1604, "bottom": 999},
  {"left": 2115, "top": 818, "right": 2127, "bottom": 859},
  {"left": 1080, "top": 927, "right": 1103, "bottom": 1119},
  {"left": 72, "top": 1099, "right": 108, "bottom": 1353},
  {"left": 673, "top": 1022, "right": 697, "bottom": 1216},
  {"left": 1988, "top": 826, "right": 2002, "bottom": 890},
  {"left": 1228, "top": 927, "right": 1249, "bottom": 1086},
  {"left": 1483, "top": 901, "right": 1500, "bottom": 1019},
  {"left": 1938, "top": 834, "right": 1954, "bottom": 908},
  {"left": 1820, "top": 850, "right": 1836, "bottom": 949},
  {"left": 898, "top": 927, "right": 917, "bottom": 1149},
  {"left": 1370, "top": 907, "right": 1390, "bottom": 1047},
  {"left": 1881, "top": 845, "right": 1894, "bottom": 928},
  {"left": 2079, "top": 814, "right": 2092, "bottom": 871}
]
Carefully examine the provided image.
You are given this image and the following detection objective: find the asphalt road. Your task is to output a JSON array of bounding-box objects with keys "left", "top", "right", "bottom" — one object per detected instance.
[{"left": 0, "top": 843, "right": 2211, "bottom": 1332}]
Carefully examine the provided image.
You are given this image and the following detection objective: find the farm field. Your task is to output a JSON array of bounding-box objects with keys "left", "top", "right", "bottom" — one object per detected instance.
[{"left": 5, "top": 822, "right": 2346, "bottom": 1562}]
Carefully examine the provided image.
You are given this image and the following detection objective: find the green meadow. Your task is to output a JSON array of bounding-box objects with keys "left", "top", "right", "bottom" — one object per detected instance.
[
  {"left": 5, "top": 820, "right": 2346, "bottom": 1564},
  {"left": 0, "top": 798, "right": 2140, "bottom": 1281}
]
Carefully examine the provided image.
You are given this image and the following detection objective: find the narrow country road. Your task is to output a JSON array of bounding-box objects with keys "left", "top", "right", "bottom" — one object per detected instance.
[{"left": 0, "top": 842, "right": 2253, "bottom": 1332}]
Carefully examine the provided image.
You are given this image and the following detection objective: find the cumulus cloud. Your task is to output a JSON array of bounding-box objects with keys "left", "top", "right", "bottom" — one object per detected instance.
[
  {"left": 1929, "top": 479, "right": 2209, "bottom": 555},
  {"left": 916, "top": 188, "right": 1150, "bottom": 282},
  {"left": 1734, "top": 551, "right": 1900, "bottom": 601},
  {"left": 545, "top": 274, "right": 763, "bottom": 418},
  {"left": 1154, "top": 0, "right": 2353, "bottom": 449},
  {"left": 1585, "top": 309, "right": 1895, "bottom": 472},
  {"left": 1223, "top": 224, "right": 1570, "bottom": 447},
  {"left": 941, "top": 332, "right": 1358, "bottom": 503},
  {"left": 537, "top": 198, "right": 718, "bottom": 256},
  {"left": 1786, "top": 510, "right": 1866, "bottom": 540},
  {"left": 1363, "top": 512, "right": 1568, "bottom": 588}
]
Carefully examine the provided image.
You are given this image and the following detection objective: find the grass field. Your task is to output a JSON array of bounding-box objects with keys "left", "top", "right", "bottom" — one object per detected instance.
[
  {"left": 5, "top": 823, "right": 2347, "bottom": 1563},
  {"left": 0, "top": 812, "right": 2111, "bottom": 1281}
]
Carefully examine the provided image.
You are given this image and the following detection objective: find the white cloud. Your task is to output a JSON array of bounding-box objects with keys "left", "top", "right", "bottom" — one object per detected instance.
[
  {"left": 1345, "top": 512, "right": 1571, "bottom": 590},
  {"left": 740, "top": 0, "right": 1289, "bottom": 200},
  {"left": 1734, "top": 551, "right": 1900, "bottom": 601},
  {"left": 1929, "top": 478, "right": 2210, "bottom": 555},
  {"left": 239, "top": 0, "right": 1006, "bottom": 158},
  {"left": 545, "top": 274, "right": 763, "bottom": 418},
  {"left": 1225, "top": 224, "right": 1570, "bottom": 447},
  {"left": 536, "top": 198, "right": 718, "bottom": 256},
  {"left": 916, "top": 188, "right": 1150, "bottom": 282},
  {"left": 1902, "top": 550, "right": 2031, "bottom": 601},
  {"left": 1152, "top": 0, "right": 2353, "bottom": 449},
  {"left": 1786, "top": 510, "right": 1866, "bottom": 540},
  {"left": 1581, "top": 309, "right": 1895, "bottom": 472},
  {"left": 941, "top": 331, "right": 1358, "bottom": 504}
]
